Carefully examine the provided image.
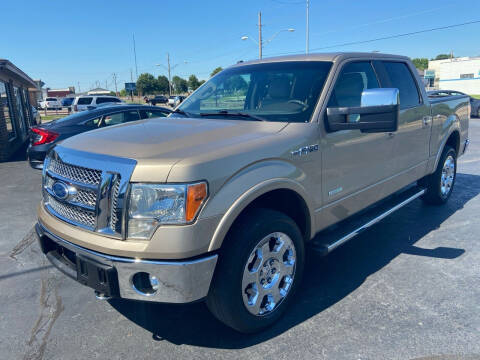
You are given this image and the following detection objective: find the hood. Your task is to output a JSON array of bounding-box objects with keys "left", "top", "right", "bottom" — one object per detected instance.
[{"left": 60, "top": 117, "right": 287, "bottom": 182}]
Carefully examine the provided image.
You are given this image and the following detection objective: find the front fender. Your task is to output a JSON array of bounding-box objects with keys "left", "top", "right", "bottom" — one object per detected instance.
[{"left": 201, "top": 159, "right": 315, "bottom": 252}]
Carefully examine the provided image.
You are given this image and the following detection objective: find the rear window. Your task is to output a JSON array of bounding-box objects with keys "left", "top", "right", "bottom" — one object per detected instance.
[
  {"left": 77, "top": 97, "right": 93, "bottom": 105},
  {"left": 382, "top": 62, "right": 420, "bottom": 109}
]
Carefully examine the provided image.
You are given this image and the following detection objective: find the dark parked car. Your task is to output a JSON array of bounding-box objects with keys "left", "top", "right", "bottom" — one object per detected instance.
[
  {"left": 27, "top": 104, "right": 170, "bottom": 169},
  {"left": 61, "top": 97, "right": 74, "bottom": 107},
  {"left": 147, "top": 95, "right": 168, "bottom": 105},
  {"left": 428, "top": 90, "right": 480, "bottom": 117}
]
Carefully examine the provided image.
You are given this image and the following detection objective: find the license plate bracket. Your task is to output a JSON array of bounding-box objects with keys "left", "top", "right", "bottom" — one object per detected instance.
[{"left": 76, "top": 254, "right": 120, "bottom": 297}]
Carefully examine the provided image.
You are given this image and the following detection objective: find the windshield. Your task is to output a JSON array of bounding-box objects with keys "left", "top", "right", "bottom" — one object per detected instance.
[{"left": 177, "top": 61, "right": 332, "bottom": 123}]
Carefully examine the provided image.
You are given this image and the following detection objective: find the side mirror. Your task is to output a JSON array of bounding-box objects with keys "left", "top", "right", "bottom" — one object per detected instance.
[{"left": 326, "top": 88, "right": 399, "bottom": 133}]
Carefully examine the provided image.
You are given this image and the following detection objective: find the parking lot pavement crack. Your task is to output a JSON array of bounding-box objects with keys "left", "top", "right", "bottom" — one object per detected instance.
[
  {"left": 9, "top": 227, "right": 37, "bottom": 260},
  {"left": 23, "top": 277, "right": 64, "bottom": 360}
]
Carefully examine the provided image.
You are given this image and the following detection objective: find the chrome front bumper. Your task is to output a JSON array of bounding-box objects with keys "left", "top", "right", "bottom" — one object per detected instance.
[{"left": 36, "top": 222, "right": 218, "bottom": 303}]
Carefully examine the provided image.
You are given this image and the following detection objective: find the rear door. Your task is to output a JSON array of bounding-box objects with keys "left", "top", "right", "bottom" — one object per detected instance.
[{"left": 374, "top": 61, "right": 430, "bottom": 173}]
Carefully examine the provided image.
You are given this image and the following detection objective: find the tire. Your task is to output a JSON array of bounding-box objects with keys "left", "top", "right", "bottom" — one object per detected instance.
[
  {"left": 206, "top": 208, "right": 305, "bottom": 333},
  {"left": 420, "top": 146, "right": 457, "bottom": 205}
]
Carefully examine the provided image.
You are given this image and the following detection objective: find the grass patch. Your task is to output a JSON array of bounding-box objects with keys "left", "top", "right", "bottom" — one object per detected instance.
[
  {"left": 40, "top": 115, "right": 63, "bottom": 122},
  {"left": 471, "top": 94, "right": 480, "bottom": 99}
]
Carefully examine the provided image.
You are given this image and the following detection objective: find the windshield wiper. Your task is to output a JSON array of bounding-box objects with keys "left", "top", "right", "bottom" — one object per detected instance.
[{"left": 200, "top": 110, "right": 266, "bottom": 121}]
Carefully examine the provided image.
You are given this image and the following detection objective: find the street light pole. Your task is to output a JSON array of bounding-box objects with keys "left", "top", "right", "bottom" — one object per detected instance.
[
  {"left": 258, "top": 11, "right": 263, "bottom": 59},
  {"left": 156, "top": 55, "right": 187, "bottom": 96},
  {"left": 167, "top": 53, "right": 172, "bottom": 96}
]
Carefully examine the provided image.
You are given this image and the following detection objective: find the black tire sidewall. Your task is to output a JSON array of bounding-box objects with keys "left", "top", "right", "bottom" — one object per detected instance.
[{"left": 207, "top": 208, "right": 305, "bottom": 333}]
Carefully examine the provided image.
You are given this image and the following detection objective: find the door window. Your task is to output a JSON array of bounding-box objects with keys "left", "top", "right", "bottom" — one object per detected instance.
[
  {"left": 382, "top": 62, "right": 420, "bottom": 109},
  {"left": 103, "top": 110, "right": 140, "bottom": 126},
  {"left": 141, "top": 110, "right": 168, "bottom": 118},
  {"left": 77, "top": 97, "right": 93, "bottom": 105},
  {"left": 328, "top": 61, "right": 379, "bottom": 108}
]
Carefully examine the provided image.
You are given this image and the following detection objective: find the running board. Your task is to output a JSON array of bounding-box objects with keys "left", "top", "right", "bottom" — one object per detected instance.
[{"left": 310, "top": 186, "right": 426, "bottom": 256}]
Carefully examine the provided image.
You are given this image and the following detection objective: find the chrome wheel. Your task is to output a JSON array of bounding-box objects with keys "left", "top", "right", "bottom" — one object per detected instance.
[
  {"left": 242, "top": 232, "right": 296, "bottom": 316},
  {"left": 440, "top": 155, "right": 455, "bottom": 196}
]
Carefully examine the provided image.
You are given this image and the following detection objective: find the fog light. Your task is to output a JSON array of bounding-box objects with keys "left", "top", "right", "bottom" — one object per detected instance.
[{"left": 131, "top": 272, "right": 159, "bottom": 296}]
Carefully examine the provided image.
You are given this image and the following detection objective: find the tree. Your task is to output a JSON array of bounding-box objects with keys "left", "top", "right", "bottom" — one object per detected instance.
[
  {"left": 157, "top": 75, "right": 169, "bottom": 94},
  {"left": 411, "top": 58, "right": 428, "bottom": 70},
  {"left": 172, "top": 75, "right": 188, "bottom": 93},
  {"left": 433, "top": 54, "right": 451, "bottom": 60},
  {"left": 119, "top": 89, "right": 127, "bottom": 97},
  {"left": 188, "top": 75, "right": 201, "bottom": 91},
  {"left": 136, "top": 73, "right": 158, "bottom": 95},
  {"left": 210, "top": 67, "right": 223, "bottom": 77},
  {"left": 199, "top": 80, "right": 206, "bottom": 86}
]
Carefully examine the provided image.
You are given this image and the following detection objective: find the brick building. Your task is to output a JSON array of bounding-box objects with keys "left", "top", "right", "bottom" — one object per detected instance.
[{"left": 0, "top": 59, "right": 37, "bottom": 161}]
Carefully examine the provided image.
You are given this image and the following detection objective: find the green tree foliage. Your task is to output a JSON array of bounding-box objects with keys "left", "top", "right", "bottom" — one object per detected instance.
[
  {"left": 210, "top": 67, "right": 223, "bottom": 77},
  {"left": 119, "top": 89, "right": 127, "bottom": 97},
  {"left": 172, "top": 75, "right": 188, "bottom": 93},
  {"left": 411, "top": 58, "right": 428, "bottom": 70},
  {"left": 136, "top": 73, "right": 158, "bottom": 95},
  {"left": 157, "top": 75, "right": 169, "bottom": 94},
  {"left": 188, "top": 75, "right": 201, "bottom": 91},
  {"left": 433, "top": 54, "right": 451, "bottom": 60}
]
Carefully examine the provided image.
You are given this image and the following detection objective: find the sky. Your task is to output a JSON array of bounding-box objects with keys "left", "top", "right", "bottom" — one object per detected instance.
[{"left": 3, "top": 0, "right": 480, "bottom": 91}]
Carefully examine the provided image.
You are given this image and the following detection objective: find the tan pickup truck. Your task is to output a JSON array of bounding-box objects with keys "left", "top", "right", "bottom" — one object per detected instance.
[{"left": 36, "top": 52, "right": 470, "bottom": 333}]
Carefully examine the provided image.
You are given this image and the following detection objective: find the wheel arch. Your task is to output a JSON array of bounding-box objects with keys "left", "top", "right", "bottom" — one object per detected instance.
[
  {"left": 434, "top": 129, "right": 460, "bottom": 171},
  {"left": 207, "top": 179, "right": 314, "bottom": 252}
]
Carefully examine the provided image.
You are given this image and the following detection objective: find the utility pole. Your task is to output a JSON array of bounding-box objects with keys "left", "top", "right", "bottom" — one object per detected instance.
[
  {"left": 113, "top": 73, "right": 118, "bottom": 96},
  {"left": 258, "top": 11, "right": 263, "bottom": 59},
  {"left": 133, "top": 33, "right": 138, "bottom": 80},
  {"left": 167, "top": 53, "right": 172, "bottom": 96},
  {"left": 105, "top": 79, "right": 108, "bottom": 89},
  {"left": 77, "top": 82, "right": 80, "bottom": 93},
  {"left": 306, "top": 0, "right": 310, "bottom": 54},
  {"left": 130, "top": 69, "right": 134, "bottom": 100}
]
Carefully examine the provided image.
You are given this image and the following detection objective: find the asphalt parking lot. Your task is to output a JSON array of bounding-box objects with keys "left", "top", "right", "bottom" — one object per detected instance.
[{"left": 0, "top": 122, "right": 479, "bottom": 360}]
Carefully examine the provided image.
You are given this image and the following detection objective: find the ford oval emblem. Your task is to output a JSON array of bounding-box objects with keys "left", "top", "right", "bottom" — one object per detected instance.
[{"left": 52, "top": 181, "right": 70, "bottom": 200}]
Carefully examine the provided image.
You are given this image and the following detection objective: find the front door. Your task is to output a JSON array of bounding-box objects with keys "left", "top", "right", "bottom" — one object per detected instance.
[{"left": 319, "top": 60, "right": 397, "bottom": 228}]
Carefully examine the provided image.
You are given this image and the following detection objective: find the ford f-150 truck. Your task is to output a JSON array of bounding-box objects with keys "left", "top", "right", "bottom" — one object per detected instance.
[{"left": 36, "top": 52, "right": 470, "bottom": 333}]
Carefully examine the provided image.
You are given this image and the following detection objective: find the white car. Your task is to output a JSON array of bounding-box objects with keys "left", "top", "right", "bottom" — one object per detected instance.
[
  {"left": 40, "top": 97, "right": 62, "bottom": 110},
  {"left": 72, "top": 95, "right": 123, "bottom": 112},
  {"left": 167, "top": 95, "right": 177, "bottom": 106}
]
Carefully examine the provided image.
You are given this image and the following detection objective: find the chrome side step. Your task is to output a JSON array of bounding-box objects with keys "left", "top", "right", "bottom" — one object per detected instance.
[{"left": 310, "top": 187, "right": 425, "bottom": 256}]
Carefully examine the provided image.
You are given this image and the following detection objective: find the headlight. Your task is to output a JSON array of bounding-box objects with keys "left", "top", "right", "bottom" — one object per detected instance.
[{"left": 127, "top": 182, "right": 208, "bottom": 239}]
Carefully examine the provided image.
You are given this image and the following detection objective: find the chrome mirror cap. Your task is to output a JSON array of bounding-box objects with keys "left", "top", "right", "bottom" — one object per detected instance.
[{"left": 361, "top": 88, "right": 400, "bottom": 107}]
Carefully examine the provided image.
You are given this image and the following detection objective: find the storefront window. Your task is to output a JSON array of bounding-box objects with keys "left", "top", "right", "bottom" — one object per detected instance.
[
  {"left": 0, "top": 81, "right": 16, "bottom": 140},
  {"left": 13, "top": 86, "right": 27, "bottom": 138}
]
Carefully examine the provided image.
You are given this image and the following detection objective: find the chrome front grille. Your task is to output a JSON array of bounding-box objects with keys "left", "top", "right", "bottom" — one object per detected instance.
[
  {"left": 42, "top": 148, "right": 136, "bottom": 239},
  {"left": 48, "top": 158, "right": 102, "bottom": 185},
  {"left": 46, "top": 194, "right": 96, "bottom": 228}
]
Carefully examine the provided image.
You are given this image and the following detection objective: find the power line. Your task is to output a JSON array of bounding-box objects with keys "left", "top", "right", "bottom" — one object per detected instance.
[{"left": 265, "top": 19, "right": 480, "bottom": 57}]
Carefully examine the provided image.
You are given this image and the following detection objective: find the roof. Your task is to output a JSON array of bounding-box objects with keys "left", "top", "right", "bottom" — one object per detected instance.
[
  {"left": 0, "top": 59, "right": 37, "bottom": 88},
  {"left": 229, "top": 52, "right": 409, "bottom": 68}
]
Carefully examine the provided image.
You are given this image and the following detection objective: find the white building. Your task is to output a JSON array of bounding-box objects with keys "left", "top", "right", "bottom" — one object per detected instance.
[{"left": 426, "top": 57, "right": 480, "bottom": 94}]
